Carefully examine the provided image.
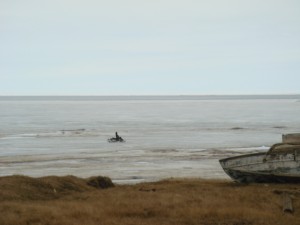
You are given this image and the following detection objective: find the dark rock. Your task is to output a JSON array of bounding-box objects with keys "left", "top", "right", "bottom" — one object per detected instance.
[{"left": 87, "top": 176, "right": 114, "bottom": 189}]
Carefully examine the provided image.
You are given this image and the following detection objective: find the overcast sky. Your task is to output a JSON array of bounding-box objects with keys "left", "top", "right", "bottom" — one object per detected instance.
[{"left": 1, "top": 0, "right": 300, "bottom": 95}]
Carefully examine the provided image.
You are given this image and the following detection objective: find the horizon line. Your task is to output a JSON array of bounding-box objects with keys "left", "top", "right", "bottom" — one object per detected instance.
[{"left": 1, "top": 93, "right": 300, "bottom": 97}]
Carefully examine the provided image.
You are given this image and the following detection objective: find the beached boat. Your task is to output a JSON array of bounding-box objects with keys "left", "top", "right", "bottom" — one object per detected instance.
[{"left": 219, "top": 133, "right": 300, "bottom": 183}]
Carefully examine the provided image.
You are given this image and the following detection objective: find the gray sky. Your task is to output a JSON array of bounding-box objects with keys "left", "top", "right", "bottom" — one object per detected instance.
[{"left": 1, "top": 0, "right": 300, "bottom": 95}]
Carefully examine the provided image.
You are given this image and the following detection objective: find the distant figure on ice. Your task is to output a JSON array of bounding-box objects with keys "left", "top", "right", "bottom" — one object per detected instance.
[
  {"left": 108, "top": 132, "right": 124, "bottom": 143},
  {"left": 115, "top": 132, "right": 120, "bottom": 141}
]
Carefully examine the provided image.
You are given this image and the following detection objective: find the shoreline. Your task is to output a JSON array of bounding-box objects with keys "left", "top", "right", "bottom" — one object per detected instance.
[{"left": 0, "top": 147, "right": 269, "bottom": 184}]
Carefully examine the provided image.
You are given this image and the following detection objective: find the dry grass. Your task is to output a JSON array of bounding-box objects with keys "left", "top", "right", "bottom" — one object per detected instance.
[{"left": 1, "top": 176, "right": 300, "bottom": 225}]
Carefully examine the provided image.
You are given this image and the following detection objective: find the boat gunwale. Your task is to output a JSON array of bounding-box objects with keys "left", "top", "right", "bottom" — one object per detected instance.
[
  {"left": 223, "top": 158, "right": 297, "bottom": 169},
  {"left": 219, "top": 152, "right": 267, "bottom": 163},
  {"left": 219, "top": 150, "right": 298, "bottom": 165}
]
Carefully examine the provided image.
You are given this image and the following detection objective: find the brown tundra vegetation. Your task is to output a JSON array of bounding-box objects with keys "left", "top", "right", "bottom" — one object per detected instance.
[{"left": 0, "top": 175, "right": 300, "bottom": 225}]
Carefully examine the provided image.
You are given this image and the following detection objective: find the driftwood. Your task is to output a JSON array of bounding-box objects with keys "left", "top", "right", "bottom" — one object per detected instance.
[{"left": 282, "top": 192, "right": 293, "bottom": 213}]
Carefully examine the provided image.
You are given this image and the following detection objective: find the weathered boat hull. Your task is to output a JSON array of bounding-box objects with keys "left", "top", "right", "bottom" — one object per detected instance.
[
  {"left": 222, "top": 168, "right": 300, "bottom": 183},
  {"left": 219, "top": 152, "right": 300, "bottom": 183}
]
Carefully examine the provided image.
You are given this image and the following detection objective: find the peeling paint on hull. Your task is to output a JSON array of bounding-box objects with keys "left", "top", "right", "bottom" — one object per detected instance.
[{"left": 219, "top": 151, "right": 300, "bottom": 183}]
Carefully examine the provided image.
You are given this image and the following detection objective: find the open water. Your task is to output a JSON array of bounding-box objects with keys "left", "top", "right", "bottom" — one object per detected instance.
[{"left": 0, "top": 95, "right": 300, "bottom": 183}]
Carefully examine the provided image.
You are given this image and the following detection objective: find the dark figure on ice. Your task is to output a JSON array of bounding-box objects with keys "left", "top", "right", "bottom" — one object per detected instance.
[
  {"left": 108, "top": 132, "right": 124, "bottom": 143},
  {"left": 115, "top": 132, "right": 120, "bottom": 141}
]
